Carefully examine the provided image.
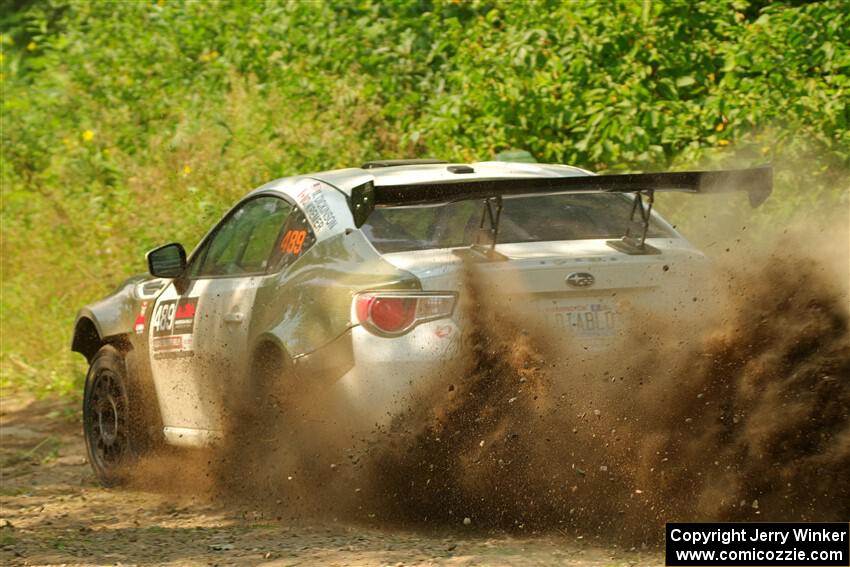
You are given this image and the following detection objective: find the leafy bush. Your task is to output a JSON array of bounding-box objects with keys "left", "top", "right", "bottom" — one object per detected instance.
[{"left": 1, "top": 0, "right": 847, "bottom": 396}]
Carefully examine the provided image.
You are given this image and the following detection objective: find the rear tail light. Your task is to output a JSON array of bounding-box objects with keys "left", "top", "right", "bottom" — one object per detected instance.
[{"left": 354, "top": 292, "right": 457, "bottom": 336}]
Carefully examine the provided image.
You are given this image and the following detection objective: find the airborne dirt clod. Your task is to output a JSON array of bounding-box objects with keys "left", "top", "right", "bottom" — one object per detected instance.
[
  {"left": 357, "top": 224, "right": 846, "bottom": 542},
  {"left": 188, "top": 222, "right": 850, "bottom": 547},
  {"left": 2, "top": 224, "right": 848, "bottom": 564},
  {"left": 0, "top": 395, "right": 659, "bottom": 566},
  {"left": 366, "top": 231, "right": 849, "bottom": 542}
]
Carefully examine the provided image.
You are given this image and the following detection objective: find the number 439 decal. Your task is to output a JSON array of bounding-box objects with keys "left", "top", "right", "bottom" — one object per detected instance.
[{"left": 280, "top": 230, "right": 307, "bottom": 255}]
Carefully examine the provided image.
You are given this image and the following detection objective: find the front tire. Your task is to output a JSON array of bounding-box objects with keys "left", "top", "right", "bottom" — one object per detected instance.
[{"left": 83, "top": 344, "right": 155, "bottom": 486}]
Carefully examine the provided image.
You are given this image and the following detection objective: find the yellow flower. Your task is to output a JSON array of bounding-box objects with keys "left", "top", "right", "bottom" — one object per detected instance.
[
  {"left": 0, "top": 53, "right": 4, "bottom": 64},
  {"left": 182, "top": 164, "right": 192, "bottom": 175},
  {"left": 199, "top": 51, "right": 219, "bottom": 62},
  {"left": 82, "top": 130, "right": 95, "bottom": 142},
  {"left": 715, "top": 122, "right": 725, "bottom": 132},
  {"left": 27, "top": 41, "right": 37, "bottom": 51},
  {"left": 708, "top": 72, "right": 715, "bottom": 83},
  {"left": 718, "top": 139, "right": 730, "bottom": 146}
]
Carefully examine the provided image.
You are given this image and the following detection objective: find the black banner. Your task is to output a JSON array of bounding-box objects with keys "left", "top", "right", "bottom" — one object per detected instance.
[{"left": 666, "top": 523, "right": 849, "bottom": 566}]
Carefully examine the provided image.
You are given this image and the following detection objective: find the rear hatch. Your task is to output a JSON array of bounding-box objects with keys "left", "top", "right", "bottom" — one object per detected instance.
[
  {"left": 380, "top": 238, "right": 708, "bottom": 350},
  {"left": 361, "top": 192, "right": 709, "bottom": 349}
]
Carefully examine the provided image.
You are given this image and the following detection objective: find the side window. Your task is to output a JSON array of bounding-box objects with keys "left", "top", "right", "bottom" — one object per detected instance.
[
  {"left": 268, "top": 207, "right": 316, "bottom": 273},
  {"left": 191, "top": 196, "right": 292, "bottom": 277}
]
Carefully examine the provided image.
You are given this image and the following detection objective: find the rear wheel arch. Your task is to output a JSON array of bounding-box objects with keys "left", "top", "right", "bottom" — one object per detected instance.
[
  {"left": 243, "top": 336, "right": 300, "bottom": 418},
  {"left": 250, "top": 336, "right": 292, "bottom": 383}
]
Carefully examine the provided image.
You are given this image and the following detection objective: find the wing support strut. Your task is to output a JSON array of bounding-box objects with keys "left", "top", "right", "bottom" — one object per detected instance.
[{"left": 606, "top": 190, "right": 661, "bottom": 255}]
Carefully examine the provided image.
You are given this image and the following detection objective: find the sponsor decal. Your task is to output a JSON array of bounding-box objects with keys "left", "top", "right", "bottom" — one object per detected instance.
[
  {"left": 152, "top": 298, "right": 197, "bottom": 336},
  {"left": 151, "top": 297, "right": 198, "bottom": 358},
  {"left": 134, "top": 301, "right": 148, "bottom": 334},
  {"left": 434, "top": 325, "right": 453, "bottom": 339},
  {"left": 296, "top": 181, "right": 337, "bottom": 233},
  {"left": 172, "top": 299, "right": 197, "bottom": 334},
  {"left": 434, "top": 325, "right": 461, "bottom": 357},
  {"left": 153, "top": 336, "right": 182, "bottom": 351},
  {"left": 152, "top": 335, "right": 194, "bottom": 359}
]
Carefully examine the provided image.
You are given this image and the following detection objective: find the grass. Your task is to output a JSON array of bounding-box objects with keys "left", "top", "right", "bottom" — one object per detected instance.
[{"left": 1, "top": 0, "right": 847, "bottom": 399}]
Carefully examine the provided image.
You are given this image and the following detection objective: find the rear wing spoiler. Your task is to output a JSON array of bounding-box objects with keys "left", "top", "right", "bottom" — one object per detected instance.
[{"left": 348, "top": 165, "right": 772, "bottom": 254}]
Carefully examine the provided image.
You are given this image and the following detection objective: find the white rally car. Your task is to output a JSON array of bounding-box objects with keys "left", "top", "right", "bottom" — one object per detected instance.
[{"left": 71, "top": 159, "right": 771, "bottom": 484}]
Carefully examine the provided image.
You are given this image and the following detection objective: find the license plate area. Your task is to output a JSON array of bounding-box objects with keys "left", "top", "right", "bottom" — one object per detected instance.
[{"left": 536, "top": 298, "right": 620, "bottom": 338}]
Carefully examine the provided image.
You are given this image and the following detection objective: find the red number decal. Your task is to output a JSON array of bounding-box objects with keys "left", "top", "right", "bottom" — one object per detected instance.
[{"left": 280, "top": 230, "right": 307, "bottom": 255}]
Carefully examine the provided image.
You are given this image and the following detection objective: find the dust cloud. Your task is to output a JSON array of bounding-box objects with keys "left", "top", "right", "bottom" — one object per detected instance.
[
  {"left": 129, "top": 219, "right": 849, "bottom": 543},
  {"left": 367, "top": 220, "right": 849, "bottom": 543}
]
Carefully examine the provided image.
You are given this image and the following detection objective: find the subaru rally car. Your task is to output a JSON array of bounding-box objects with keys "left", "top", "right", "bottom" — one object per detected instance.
[{"left": 71, "top": 159, "right": 771, "bottom": 484}]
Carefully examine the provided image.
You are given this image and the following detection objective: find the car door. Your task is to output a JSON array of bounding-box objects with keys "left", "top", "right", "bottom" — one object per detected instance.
[{"left": 149, "top": 195, "right": 293, "bottom": 444}]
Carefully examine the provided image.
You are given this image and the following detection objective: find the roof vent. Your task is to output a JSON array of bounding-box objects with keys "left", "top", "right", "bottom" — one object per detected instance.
[
  {"left": 447, "top": 165, "right": 475, "bottom": 174},
  {"left": 361, "top": 159, "right": 448, "bottom": 169}
]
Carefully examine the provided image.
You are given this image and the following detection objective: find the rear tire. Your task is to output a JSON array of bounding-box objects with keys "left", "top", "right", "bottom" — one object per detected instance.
[{"left": 82, "top": 344, "right": 160, "bottom": 486}]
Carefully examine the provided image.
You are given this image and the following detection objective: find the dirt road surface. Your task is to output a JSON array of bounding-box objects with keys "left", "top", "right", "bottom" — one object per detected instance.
[{"left": 0, "top": 393, "right": 662, "bottom": 566}]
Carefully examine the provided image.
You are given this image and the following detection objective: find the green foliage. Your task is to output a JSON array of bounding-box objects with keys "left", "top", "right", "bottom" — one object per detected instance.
[{"left": 1, "top": 0, "right": 848, "bottom": 397}]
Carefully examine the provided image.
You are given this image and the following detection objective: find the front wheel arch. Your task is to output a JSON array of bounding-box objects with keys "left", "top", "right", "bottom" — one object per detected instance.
[
  {"left": 72, "top": 317, "right": 102, "bottom": 363},
  {"left": 72, "top": 317, "right": 132, "bottom": 363}
]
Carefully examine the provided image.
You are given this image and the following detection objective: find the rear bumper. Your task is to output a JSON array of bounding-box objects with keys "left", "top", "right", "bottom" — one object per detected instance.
[{"left": 324, "top": 319, "right": 462, "bottom": 433}]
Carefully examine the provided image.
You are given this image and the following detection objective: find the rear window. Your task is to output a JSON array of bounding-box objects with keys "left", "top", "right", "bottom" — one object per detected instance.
[{"left": 362, "top": 193, "right": 673, "bottom": 253}]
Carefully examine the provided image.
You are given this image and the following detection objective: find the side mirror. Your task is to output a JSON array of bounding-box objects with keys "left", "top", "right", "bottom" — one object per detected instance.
[{"left": 146, "top": 243, "right": 187, "bottom": 278}]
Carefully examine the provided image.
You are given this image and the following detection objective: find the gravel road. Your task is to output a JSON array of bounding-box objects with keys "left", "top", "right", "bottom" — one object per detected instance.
[{"left": 0, "top": 393, "right": 662, "bottom": 566}]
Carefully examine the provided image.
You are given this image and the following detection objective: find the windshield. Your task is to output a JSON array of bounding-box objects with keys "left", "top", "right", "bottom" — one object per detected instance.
[{"left": 362, "top": 193, "right": 673, "bottom": 253}]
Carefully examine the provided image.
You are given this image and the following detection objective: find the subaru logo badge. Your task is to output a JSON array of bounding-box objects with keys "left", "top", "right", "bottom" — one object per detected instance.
[{"left": 566, "top": 272, "right": 595, "bottom": 288}]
